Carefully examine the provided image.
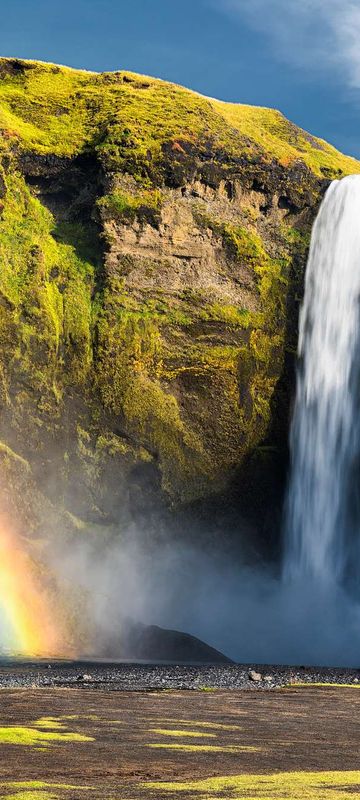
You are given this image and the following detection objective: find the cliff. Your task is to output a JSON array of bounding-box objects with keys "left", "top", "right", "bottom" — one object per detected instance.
[{"left": 0, "top": 57, "right": 359, "bottom": 543}]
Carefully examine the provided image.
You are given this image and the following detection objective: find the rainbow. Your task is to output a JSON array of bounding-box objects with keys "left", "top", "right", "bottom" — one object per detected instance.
[{"left": 0, "top": 519, "right": 67, "bottom": 657}]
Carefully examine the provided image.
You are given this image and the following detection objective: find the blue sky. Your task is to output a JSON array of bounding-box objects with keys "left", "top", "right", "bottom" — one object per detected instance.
[{"left": 1, "top": 0, "right": 360, "bottom": 157}]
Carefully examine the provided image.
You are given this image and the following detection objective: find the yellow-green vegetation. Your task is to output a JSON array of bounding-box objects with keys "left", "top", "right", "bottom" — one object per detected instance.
[
  {"left": 3, "top": 793, "right": 56, "bottom": 800},
  {"left": 203, "top": 220, "right": 292, "bottom": 451},
  {"left": 32, "top": 717, "right": 68, "bottom": 730},
  {"left": 0, "top": 58, "right": 359, "bottom": 178},
  {"left": 145, "top": 770, "right": 360, "bottom": 799},
  {"left": 1, "top": 783, "right": 90, "bottom": 790},
  {"left": 199, "top": 302, "right": 250, "bottom": 327},
  {"left": 0, "top": 171, "right": 95, "bottom": 408},
  {"left": 98, "top": 188, "right": 162, "bottom": 221},
  {"left": 1, "top": 56, "right": 360, "bottom": 508},
  {"left": 147, "top": 743, "right": 259, "bottom": 753},
  {"left": 150, "top": 718, "right": 243, "bottom": 730},
  {"left": 287, "top": 682, "right": 360, "bottom": 688},
  {"left": 197, "top": 686, "right": 218, "bottom": 692},
  {"left": 0, "top": 720, "right": 93, "bottom": 747},
  {"left": 0, "top": 784, "right": 92, "bottom": 800},
  {"left": 149, "top": 728, "right": 217, "bottom": 738},
  {"left": 186, "top": 213, "right": 291, "bottom": 452},
  {"left": 210, "top": 100, "right": 360, "bottom": 178},
  {"left": 57, "top": 714, "right": 101, "bottom": 721},
  {"left": 95, "top": 278, "right": 213, "bottom": 499}
]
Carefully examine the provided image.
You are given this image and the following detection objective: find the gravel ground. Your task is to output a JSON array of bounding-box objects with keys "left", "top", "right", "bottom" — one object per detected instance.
[
  {"left": 2, "top": 684, "right": 360, "bottom": 799},
  {"left": 0, "top": 660, "right": 359, "bottom": 690}
]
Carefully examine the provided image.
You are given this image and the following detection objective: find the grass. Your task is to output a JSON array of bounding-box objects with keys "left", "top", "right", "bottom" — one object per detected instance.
[
  {"left": 288, "top": 682, "right": 360, "bottom": 688},
  {"left": 0, "top": 58, "right": 359, "bottom": 178},
  {"left": 2, "top": 793, "right": 57, "bottom": 800},
  {"left": 0, "top": 784, "right": 93, "bottom": 800},
  {"left": 147, "top": 743, "right": 259, "bottom": 753},
  {"left": 149, "top": 728, "right": 217, "bottom": 738},
  {"left": 32, "top": 718, "right": 68, "bottom": 730},
  {"left": 1, "top": 783, "right": 91, "bottom": 790},
  {"left": 98, "top": 188, "right": 162, "bottom": 221},
  {"left": 149, "top": 718, "right": 243, "bottom": 730},
  {"left": 210, "top": 100, "right": 360, "bottom": 177},
  {"left": 144, "top": 770, "right": 360, "bottom": 799},
  {"left": 0, "top": 722, "right": 93, "bottom": 747}
]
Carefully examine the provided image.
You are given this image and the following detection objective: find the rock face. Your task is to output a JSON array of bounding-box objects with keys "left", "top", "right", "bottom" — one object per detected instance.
[{"left": 0, "top": 57, "right": 359, "bottom": 545}]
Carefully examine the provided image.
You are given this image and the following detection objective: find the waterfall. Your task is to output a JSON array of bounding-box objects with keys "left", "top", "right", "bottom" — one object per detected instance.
[{"left": 284, "top": 175, "right": 360, "bottom": 584}]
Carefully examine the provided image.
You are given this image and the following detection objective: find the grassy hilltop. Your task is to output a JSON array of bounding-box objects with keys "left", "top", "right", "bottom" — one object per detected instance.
[{"left": 0, "top": 57, "right": 359, "bottom": 175}]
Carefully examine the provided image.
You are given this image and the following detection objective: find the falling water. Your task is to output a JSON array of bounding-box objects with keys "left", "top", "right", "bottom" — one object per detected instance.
[{"left": 284, "top": 175, "right": 360, "bottom": 584}]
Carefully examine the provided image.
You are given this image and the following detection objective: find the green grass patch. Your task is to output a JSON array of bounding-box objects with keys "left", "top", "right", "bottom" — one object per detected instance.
[
  {"left": 147, "top": 743, "right": 258, "bottom": 753},
  {"left": 149, "top": 728, "right": 216, "bottom": 738},
  {"left": 98, "top": 188, "right": 162, "bottom": 221},
  {"left": 150, "top": 718, "right": 243, "bottom": 731},
  {"left": 3, "top": 793, "right": 57, "bottom": 800},
  {"left": 145, "top": 770, "right": 360, "bottom": 798},
  {"left": 0, "top": 784, "right": 93, "bottom": 800},
  {"left": 0, "top": 58, "right": 359, "bottom": 178},
  {"left": 0, "top": 725, "right": 93, "bottom": 747},
  {"left": 287, "top": 682, "right": 360, "bottom": 688},
  {"left": 1, "top": 784, "right": 91, "bottom": 790},
  {"left": 32, "top": 718, "right": 66, "bottom": 730}
]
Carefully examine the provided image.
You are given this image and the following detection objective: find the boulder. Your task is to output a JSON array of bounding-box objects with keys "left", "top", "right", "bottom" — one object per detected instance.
[
  {"left": 249, "top": 670, "right": 262, "bottom": 682},
  {"left": 102, "top": 620, "right": 232, "bottom": 663}
]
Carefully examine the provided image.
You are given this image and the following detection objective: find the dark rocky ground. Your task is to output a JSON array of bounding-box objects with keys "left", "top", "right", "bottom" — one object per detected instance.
[
  {"left": 0, "top": 683, "right": 359, "bottom": 799},
  {"left": 0, "top": 660, "right": 359, "bottom": 689}
]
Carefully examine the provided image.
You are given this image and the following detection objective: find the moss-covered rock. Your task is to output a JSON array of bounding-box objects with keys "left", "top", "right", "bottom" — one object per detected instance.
[{"left": 0, "top": 57, "right": 358, "bottom": 528}]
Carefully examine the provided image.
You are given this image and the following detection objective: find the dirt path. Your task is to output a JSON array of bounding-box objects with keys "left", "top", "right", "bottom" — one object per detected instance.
[{"left": 0, "top": 686, "right": 359, "bottom": 799}]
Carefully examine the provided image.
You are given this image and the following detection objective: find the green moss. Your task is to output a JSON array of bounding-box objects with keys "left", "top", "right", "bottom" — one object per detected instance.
[
  {"left": 149, "top": 728, "right": 217, "bottom": 738},
  {"left": 98, "top": 188, "right": 162, "bottom": 221},
  {"left": 0, "top": 442, "right": 30, "bottom": 471},
  {"left": 0, "top": 56, "right": 355, "bottom": 507},
  {"left": 147, "top": 743, "right": 259, "bottom": 753},
  {"left": 3, "top": 793, "right": 57, "bottom": 800},
  {"left": 0, "top": 783, "right": 92, "bottom": 800},
  {"left": 287, "top": 683, "right": 360, "bottom": 688},
  {"left": 189, "top": 218, "right": 290, "bottom": 452},
  {"left": 0, "top": 170, "right": 95, "bottom": 419},
  {"left": 144, "top": 770, "right": 360, "bottom": 799},
  {"left": 0, "top": 725, "right": 93, "bottom": 746},
  {"left": 211, "top": 100, "right": 359, "bottom": 178},
  {"left": 95, "top": 279, "right": 213, "bottom": 499},
  {"left": 0, "top": 58, "right": 359, "bottom": 178},
  {"left": 198, "top": 686, "right": 218, "bottom": 692},
  {"left": 153, "top": 719, "right": 243, "bottom": 731},
  {"left": 32, "top": 718, "right": 66, "bottom": 730},
  {"left": 1, "top": 783, "right": 90, "bottom": 790},
  {"left": 199, "top": 303, "right": 250, "bottom": 327},
  {"left": 222, "top": 223, "right": 266, "bottom": 267}
]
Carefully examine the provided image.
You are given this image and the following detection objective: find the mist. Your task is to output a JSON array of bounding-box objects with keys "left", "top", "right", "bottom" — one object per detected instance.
[{"left": 46, "top": 519, "right": 360, "bottom": 668}]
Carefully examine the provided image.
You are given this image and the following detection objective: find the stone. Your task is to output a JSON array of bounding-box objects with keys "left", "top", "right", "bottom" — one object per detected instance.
[
  {"left": 249, "top": 670, "right": 262, "bottom": 682},
  {"left": 101, "top": 620, "right": 233, "bottom": 664}
]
